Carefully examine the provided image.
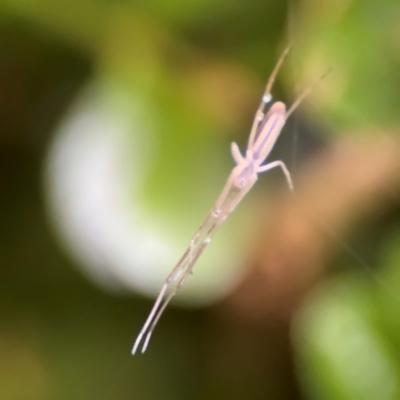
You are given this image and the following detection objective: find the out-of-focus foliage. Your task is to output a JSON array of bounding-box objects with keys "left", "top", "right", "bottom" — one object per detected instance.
[
  {"left": 289, "top": 1, "right": 400, "bottom": 399},
  {"left": 292, "top": 0, "right": 400, "bottom": 132},
  {"left": 1, "top": 0, "right": 400, "bottom": 399},
  {"left": 295, "top": 276, "right": 400, "bottom": 400}
]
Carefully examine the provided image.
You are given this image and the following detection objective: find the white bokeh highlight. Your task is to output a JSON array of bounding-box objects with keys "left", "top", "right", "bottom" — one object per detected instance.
[{"left": 45, "top": 81, "right": 246, "bottom": 305}]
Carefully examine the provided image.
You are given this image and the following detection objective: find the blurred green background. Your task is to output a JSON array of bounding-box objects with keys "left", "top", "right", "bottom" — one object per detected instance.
[{"left": 1, "top": 0, "right": 400, "bottom": 399}]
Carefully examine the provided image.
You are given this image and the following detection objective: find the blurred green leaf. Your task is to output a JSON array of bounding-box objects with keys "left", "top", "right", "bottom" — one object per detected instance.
[{"left": 294, "top": 275, "right": 400, "bottom": 400}]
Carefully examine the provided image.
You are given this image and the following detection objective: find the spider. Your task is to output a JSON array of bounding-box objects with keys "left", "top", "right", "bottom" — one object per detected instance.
[{"left": 132, "top": 44, "right": 329, "bottom": 354}]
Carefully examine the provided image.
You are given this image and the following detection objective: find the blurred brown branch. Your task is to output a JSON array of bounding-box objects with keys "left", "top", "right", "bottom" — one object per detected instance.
[{"left": 226, "top": 134, "right": 400, "bottom": 322}]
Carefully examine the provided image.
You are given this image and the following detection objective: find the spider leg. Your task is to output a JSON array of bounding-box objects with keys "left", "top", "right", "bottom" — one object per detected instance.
[
  {"left": 132, "top": 177, "right": 235, "bottom": 354},
  {"left": 286, "top": 68, "right": 331, "bottom": 118},
  {"left": 140, "top": 217, "right": 224, "bottom": 353},
  {"left": 131, "top": 247, "right": 191, "bottom": 355},
  {"left": 138, "top": 177, "right": 254, "bottom": 353},
  {"left": 231, "top": 142, "right": 244, "bottom": 165},
  {"left": 247, "top": 109, "right": 266, "bottom": 151},
  {"left": 248, "top": 43, "right": 293, "bottom": 149},
  {"left": 257, "top": 160, "right": 293, "bottom": 191},
  {"left": 133, "top": 165, "right": 254, "bottom": 354}
]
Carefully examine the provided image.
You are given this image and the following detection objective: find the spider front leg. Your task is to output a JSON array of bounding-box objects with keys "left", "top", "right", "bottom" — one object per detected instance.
[
  {"left": 248, "top": 44, "right": 293, "bottom": 149},
  {"left": 256, "top": 160, "right": 293, "bottom": 191}
]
